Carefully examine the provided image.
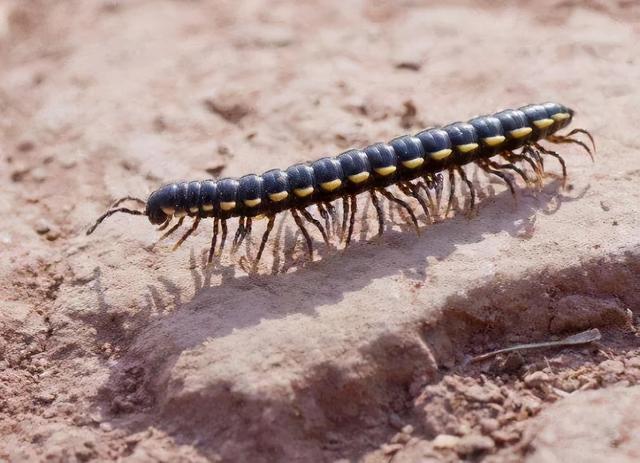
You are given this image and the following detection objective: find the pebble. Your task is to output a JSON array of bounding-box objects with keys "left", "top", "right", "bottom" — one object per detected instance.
[
  {"left": 463, "top": 384, "right": 502, "bottom": 403},
  {"left": 479, "top": 418, "right": 499, "bottom": 434},
  {"left": 31, "top": 167, "right": 47, "bottom": 182},
  {"left": 402, "top": 424, "right": 414, "bottom": 435},
  {"left": 34, "top": 220, "right": 51, "bottom": 235},
  {"left": 455, "top": 434, "right": 495, "bottom": 455},
  {"left": 382, "top": 443, "right": 404, "bottom": 455},
  {"left": 491, "top": 429, "right": 520, "bottom": 444},
  {"left": 432, "top": 434, "right": 460, "bottom": 449},
  {"left": 599, "top": 359, "right": 625, "bottom": 375},
  {"left": 524, "top": 371, "right": 550, "bottom": 387},
  {"left": 626, "top": 357, "right": 640, "bottom": 369}
]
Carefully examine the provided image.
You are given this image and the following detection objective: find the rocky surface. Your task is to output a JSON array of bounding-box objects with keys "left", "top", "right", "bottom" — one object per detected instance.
[{"left": 1, "top": 0, "right": 639, "bottom": 461}]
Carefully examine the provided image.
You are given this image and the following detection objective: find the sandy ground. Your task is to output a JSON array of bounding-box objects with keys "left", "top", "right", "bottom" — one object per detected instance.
[{"left": 1, "top": 0, "right": 640, "bottom": 461}]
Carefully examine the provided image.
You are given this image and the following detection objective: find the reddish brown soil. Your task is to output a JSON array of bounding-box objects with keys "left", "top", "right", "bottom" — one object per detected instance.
[{"left": 1, "top": 1, "right": 639, "bottom": 462}]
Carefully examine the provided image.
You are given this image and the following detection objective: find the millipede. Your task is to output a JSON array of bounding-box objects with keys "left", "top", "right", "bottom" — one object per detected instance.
[{"left": 87, "top": 102, "right": 595, "bottom": 269}]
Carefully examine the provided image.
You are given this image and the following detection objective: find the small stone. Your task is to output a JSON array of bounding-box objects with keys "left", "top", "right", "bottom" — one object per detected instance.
[
  {"left": 600, "top": 200, "right": 611, "bottom": 211},
  {"left": 455, "top": 434, "right": 495, "bottom": 456},
  {"left": 35, "top": 392, "right": 56, "bottom": 404},
  {"left": 382, "top": 443, "right": 404, "bottom": 455},
  {"left": 34, "top": 220, "right": 51, "bottom": 235},
  {"left": 599, "top": 359, "right": 624, "bottom": 375},
  {"left": 521, "top": 396, "right": 542, "bottom": 415},
  {"left": 524, "top": 371, "right": 550, "bottom": 388},
  {"left": 45, "top": 229, "right": 61, "bottom": 241},
  {"left": 491, "top": 430, "right": 520, "bottom": 444},
  {"left": 31, "top": 167, "right": 47, "bottom": 182},
  {"left": 479, "top": 418, "right": 499, "bottom": 434},
  {"left": 626, "top": 357, "right": 640, "bottom": 369},
  {"left": 462, "top": 384, "right": 502, "bottom": 403},
  {"left": 99, "top": 422, "right": 113, "bottom": 432},
  {"left": 559, "top": 377, "right": 580, "bottom": 392},
  {"left": 402, "top": 424, "right": 414, "bottom": 435},
  {"left": 432, "top": 434, "right": 460, "bottom": 449}
]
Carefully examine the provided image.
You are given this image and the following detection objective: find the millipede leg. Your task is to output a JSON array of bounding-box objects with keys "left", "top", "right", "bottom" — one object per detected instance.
[
  {"left": 445, "top": 169, "right": 456, "bottom": 218},
  {"left": 299, "top": 208, "right": 329, "bottom": 245},
  {"left": 155, "top": 216, "right": 185, "bottom": 245},
  {"left": 433, "top": 173, "right": 444, "bottom": 219},
  {"left": 172, "top": 217, "right": 201, "bottom": 251},
  {"left": 243, "top": 217, "right": 252, "bottom": 249},
  {"left": 547, "top": 135, "right": 594, "bottom": 161},
  {"left": 534, "top": 142, "right": 567, "bottom": 186},
  {"left": 527, "top": 146, "right": 545, "bottom": 172},
  {"left": 346, "top": 195, "right": 357, "bottom": 247},
  {"left": 341, "top": 196, "right": 350, "bottom": 242},
  {"left": 207, "top": 217, "right": 219, "bottom": 263},
  {"left": 456, "top": 167, "right": 476, "bottom": 215},
  {"left": 254, "top": 215, "right": 275, "bottom": 268},
  {"left": 234, "top": 217, "right": 252, "bottom": 253},
  {"left": 378, "top": 188, "right": 420, "bottom": 234},
  {"left": 157, "top": 217, "right": 172, "bottom": 231},
  {"left": 324, "top": 201, "right": 338, "bottom": 236},
  {"left": 317, "top": 203, "right": 332, "bottom": 239},
  {"left": 505, "top": 151, "right": 542, "bottom": 186},
  {"left": 218, "top": 219, "right": 228, "bottom": 255},
  {"left": 522, "top": 146, "right": 546, "bottom": 186},
  {"left": 232, "top": 216, "right": 246, "bottom": 253},
  {"left": 370, "top": 190, "right": 384, "bottom": 236},
  {"left": 403, "top": 181, "right": 432, "bottom": 224},
  {"left": 291, "top": 209, "right": 313, "bottom": 258},
  {"left": 481, "top": 164, "right": 517, "bottom": 201},
  {"left": 419, "top": 176, "right": 437, "bottom": 219},
  {"left": 565, "top": 128, "right": 596, "bottom": 153},
  {"left": 489, "top": 159, "right": 530, "bottom": 186}
]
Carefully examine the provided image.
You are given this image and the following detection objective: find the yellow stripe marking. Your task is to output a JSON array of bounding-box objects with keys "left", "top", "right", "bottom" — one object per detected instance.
[
  {"left": 174, "top": 210, "right": 187, "bottom": 218},
  {"left": 509, "top": 127, "right": 532, "bottom": 138},
  {"left": 551, "top": 112, "right": 571, "bottom": 121},
  {"left": 533, "top": 118, "right": 554, "bottom": 129},
  {"left": 483, "top": 135, "right": 505, "bottom": 147},
  {"left": 374, "top": 166, "right": 396, "bottom": 176},
  {"left": 348, "top": 172, "right": 370, "bottom": 184},
  {"left": 293, "top": 186, "right": 314, "bottom": 197},
  {"left": 402, "top": 158, "right": 424, "bottom": 169},
  {"left": 429, "top": 148, "right": 452, "bottom": 160},
  {"left": 244, "top": 198, "right": 261, "bottom": 207},
  {"left": 253, "top": 214, "right": 266, "bottom": 220},
  {"left": 320, "top": 179, "right": 342, "bottom": 191},
  {"left": 268, "top": 191, "right": 288, "bottom": 202},
  {"left": 161, "top": 207, "right": 175, "bottom": 215},
  {"left": 457, "top": 143, "right": 479, "bottom": 153},
  {"left": 202, "top": 204, "right": 214, "bottom": 211},
  {"left": 189, "top": 207, "right": 199, "bottom": 213},
  {"left": 220, "top": 201, "right": 236, "bottom": 211}
]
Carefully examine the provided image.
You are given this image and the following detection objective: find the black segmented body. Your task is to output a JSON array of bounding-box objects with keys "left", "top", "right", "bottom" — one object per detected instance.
[
  {"left": 88, "top": 101, "right": 594, "bottom": 268},
  {"left": 145, "top": 102, "right": 574, "bottom": 225}
]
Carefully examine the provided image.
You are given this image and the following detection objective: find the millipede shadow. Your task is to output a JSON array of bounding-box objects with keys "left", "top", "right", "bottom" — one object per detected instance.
[{"left": 78, "top": 178, "right": 585, "bottom": 357}]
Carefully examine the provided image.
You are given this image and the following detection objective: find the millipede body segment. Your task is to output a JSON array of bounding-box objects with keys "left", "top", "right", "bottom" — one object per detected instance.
[{"left": 87, "top": 102, "right": 595, "bottom": 268}]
